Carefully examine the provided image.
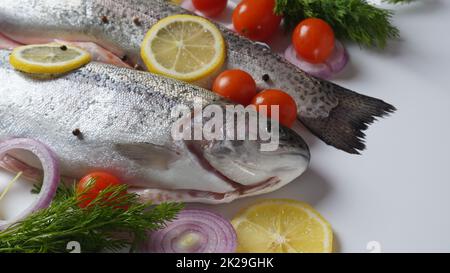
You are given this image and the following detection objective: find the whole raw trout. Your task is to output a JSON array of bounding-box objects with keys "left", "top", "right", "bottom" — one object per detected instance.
[
  {"left": 0, "top": 51, "right": 310, "bottom": 204},
  {"left": 0, "top": 0, "right": 396, "bottom": 154}
]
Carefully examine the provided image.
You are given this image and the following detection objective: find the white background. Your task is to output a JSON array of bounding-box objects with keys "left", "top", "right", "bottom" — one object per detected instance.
[{"left": 1, "top": 0, "right": 450, "bottom": 252}]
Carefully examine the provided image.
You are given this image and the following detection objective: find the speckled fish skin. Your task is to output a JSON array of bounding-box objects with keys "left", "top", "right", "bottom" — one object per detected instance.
[
  {"left": 0, "top": 50, "right": 310, "bottom": 203},
  {"left": 0, "top": 0, "right": 395, "bottom": 154},
  {"left": 0, "top": 0, "right": 331, "bottom": 115}
]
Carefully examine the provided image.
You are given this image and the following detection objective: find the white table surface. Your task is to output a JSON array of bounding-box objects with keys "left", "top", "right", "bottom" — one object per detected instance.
[{"left": 1, "top": 0, "right": 450, "bottom": 253}]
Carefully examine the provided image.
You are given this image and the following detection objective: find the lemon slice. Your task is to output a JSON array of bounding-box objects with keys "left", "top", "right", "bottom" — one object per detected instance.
[
  {"left": 9, "top": 43, "right": 91, "bottom": 74},
  {"left": 232, "top": 199, "right": 333, "bottom": 253},
  {"left": 141, "top": 14, "right": 226, "bottom": 82}
]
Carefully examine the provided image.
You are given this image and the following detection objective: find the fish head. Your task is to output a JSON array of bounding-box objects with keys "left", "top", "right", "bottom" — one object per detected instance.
[{"left": 187, "top": 105, "right": 310, "bottom": 195}]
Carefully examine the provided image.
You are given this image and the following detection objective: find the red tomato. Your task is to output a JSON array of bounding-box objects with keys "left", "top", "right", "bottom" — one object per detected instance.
[
  {"left": 76, "top": 171, "right": 126, "bottom": 209},
  {"left": 192, "top": 0, "right": 228, "bottom": 17},
  {"left": 232, "top": 0, "right": 282, "bottom": 42},
  {"left": 251, "top": 89, "right": 298, "bottom": 128},
  {"left": 212, "top": 69, "right": 257, "bottom": 105},
  {"left": 292, "top": 18, "right": 335, "bottom": 64}
]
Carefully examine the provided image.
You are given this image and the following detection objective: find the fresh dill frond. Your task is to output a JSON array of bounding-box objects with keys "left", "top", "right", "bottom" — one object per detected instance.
[
  {"left": 31, "top": 180, "right": 74, "bottom": 203},
  {"left": 275, "top": 0, "right": 411, "bottom": 48},
  {"left": 0, "top": 182, "right": 183, "bottom": 253}
]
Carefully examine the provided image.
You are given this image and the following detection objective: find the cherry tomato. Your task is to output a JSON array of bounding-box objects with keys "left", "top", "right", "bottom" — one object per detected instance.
[
  {"left": 76, "top": 171, "right": 126, "bottom": 209},
  {"left": 212, "top": 69, "right": 257, "bottom": 105},
  {"left": 232, "top": 0, "right": 282, "bottom": 42},
  {"left": 192, "top": 0, "right": 228, "bottom": 17},
  {"left": 292, "top": 18, "right": 335, "bottom": 64},
  {"left": 251, "top": 89, "right": 298, "bottom": 128}
]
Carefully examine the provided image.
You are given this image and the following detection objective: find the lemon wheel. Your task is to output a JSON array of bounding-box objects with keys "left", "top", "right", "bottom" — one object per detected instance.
[
  {"left": 141, "top": 14, "right": 226, "bottom": 82},
  {"left": 9, "top": 43, "right": 91, "bottom": 74},
  {"left": 232, "top": 199, "right": 333, "bottom": 253}
]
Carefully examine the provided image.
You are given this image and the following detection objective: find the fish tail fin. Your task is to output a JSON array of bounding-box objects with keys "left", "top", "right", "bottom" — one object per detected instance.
[{"left": 299, "top": 84, "right": 396, "bottom": 154}]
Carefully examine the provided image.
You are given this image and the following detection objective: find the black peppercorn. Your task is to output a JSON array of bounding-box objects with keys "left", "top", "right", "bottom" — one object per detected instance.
[
  {"left": 72, "top": 128, "right": 81, "bottom": 136},
  {"left": 101, "top": 15, "right": 108, "bottom": 23},
  {"left": 133, "top": 16, "right": 141, "bottom": 26}
]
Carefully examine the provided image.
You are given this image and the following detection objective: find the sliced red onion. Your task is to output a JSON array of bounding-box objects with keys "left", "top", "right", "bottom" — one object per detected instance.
[
  {"left": 0, "top": 138, "right": 60, "bottom": 230},
  {"left": 326, "top": 40, "right": 348, "bottom": 73},
  {"left": 285, "top": 45, "right": 333, "bottom": 79},
  {"left": 144, "top": 209, "right": 237, "bottom": 253},
  {"left": 284, "top": 40, "right": 348, "bottom": 79}
]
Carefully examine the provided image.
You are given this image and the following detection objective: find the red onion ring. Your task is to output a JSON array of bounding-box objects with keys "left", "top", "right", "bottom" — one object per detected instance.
[
  {"left": 144, "top": 209, "right": 237, "bottom": 253},
  {"left": 0, "top": 138, "right": 60, "bottom": 230},
  {"left": 326, "top": 40, "right": 348, "bottom": 73},
  {"left": 285, "top": 40, "right": 348, "bottom": 79}
]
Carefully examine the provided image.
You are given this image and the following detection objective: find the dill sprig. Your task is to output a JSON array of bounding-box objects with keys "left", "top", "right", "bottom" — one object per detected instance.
[
  {"left": 275, "top": 0, "right": 412, "bottom": 48},
  {"left": 0, "top": 182, "right": 183, "bottom": 253}
]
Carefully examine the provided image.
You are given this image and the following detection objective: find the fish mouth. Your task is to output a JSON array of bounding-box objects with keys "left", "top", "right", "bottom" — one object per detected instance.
[
  {"left": 184, "top": 141, "right": 282, "bottom": 196},
  {"left": 130, "top": 181, "right": 281, "bottom": 204}
]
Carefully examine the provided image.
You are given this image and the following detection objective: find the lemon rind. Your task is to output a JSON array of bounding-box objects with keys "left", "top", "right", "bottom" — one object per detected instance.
[
  {"left": 9, "top": 44, "right": 91, "bottom": 74},
  {"left": 231, "top": 199, "right": 333, "bottom": 253}
]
